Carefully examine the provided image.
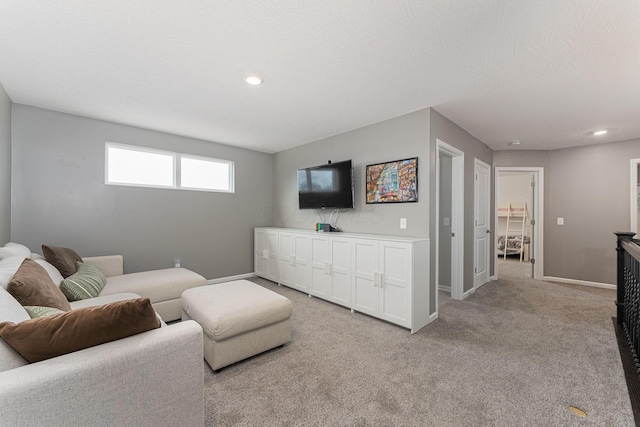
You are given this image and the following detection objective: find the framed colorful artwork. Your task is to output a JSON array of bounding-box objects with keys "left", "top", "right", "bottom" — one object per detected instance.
[{"left": 366, "top": 157, "right": 418, "bottom": 204}]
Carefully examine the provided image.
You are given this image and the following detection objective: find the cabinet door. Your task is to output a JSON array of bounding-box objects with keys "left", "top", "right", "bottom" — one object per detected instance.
[
  {"left": 293, "top": 233, "right": 311, "bottom": 292},
  {"left": 352, "top": 238, "right": 379, "bottom": 317},
  {"left": 266, "top": 230, "right": 280, "bottom": 282},
  {"left": 255, "top": 229, "right": 269, "bottom": 278},
  {"left": 379, "top": 241, "right": 412, "bottom": 327},
  {"left": 278, "top": 232, "right": 295, "bottom": 288},
  {"left": 329, "top": 237, "right": 351, "bottom": 307},
  {"left": 310, "top": 235, "right": 330, "bottom": 298}
]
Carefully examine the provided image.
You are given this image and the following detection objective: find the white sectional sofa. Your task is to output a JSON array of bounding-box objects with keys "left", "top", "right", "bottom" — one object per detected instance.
[
  {"left": 0, "top": 289, "right": 205, "bottom": 426},
  {"left": 0, "top": 243, "right": 207, "bottom": 426}
]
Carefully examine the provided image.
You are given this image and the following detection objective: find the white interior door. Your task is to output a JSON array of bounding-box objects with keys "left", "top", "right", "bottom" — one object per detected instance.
[{"left": 474, "top": 159, "right": 490, "bottom": 288}]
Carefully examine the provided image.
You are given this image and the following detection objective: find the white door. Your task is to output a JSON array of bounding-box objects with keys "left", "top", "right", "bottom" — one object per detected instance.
[
  {"left": 379, "top": 241, "right": 411, "bottom": 327},
  {"left": 266, "top": 230, "right": 280, "bottom": 282},
  {"left": 329, "top": 237, "right": 351, "bottom": 307},
  {"left": 310, "top": 235, "right": 330, "bottom": 298},
  {"left": 255, "top": 229, "right": 269, "bottom": 278},
  {"left": 278, "top": 232, "right": 295, "bottom": 287},
  {"left": 293, "top": 234, "right": 311, "bottom": 292},
  {"left": 474, "top": 159, "right": 491, "bottom": 288},
  {"left": 352, "top": 238, "right": 379, "bottom": 317}
]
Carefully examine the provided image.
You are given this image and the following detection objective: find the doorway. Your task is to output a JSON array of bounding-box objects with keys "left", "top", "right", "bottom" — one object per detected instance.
[
  {"left": 436, "top": 139, "right": 464, "bottom": 308},
  {"left": 631, "top": 159, "right": 640, "bottom": 236},
  {"left": 494, "top": 167, "right": 544, "bottom": 280}
]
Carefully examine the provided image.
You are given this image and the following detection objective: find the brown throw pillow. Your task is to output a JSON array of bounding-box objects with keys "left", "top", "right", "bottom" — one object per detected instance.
[
  {"left": 0, "top": 298, "right": 160, "bottom": 363},
  {"left": 42, "top": 244, "right": 82, "bottom": 278},
  {"left": 7, "top": 258, "right": 71, "bottom": 311}
]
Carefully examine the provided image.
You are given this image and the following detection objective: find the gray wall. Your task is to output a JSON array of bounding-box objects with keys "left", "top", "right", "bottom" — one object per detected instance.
[
  {"left": 494, "top": 140, "right": 640, "bottom": 285},
  {"left": 0, "top": 83, "right": 10, "bottom": 244},
  {"left": 11, "top": 105, "right": 273, "bottom": 279},
  {"left": 429, "top": 109, "right": 494, "bottom": 306},
  {"left": 273, "top": 109, "right": 430, "bottom": 236}
]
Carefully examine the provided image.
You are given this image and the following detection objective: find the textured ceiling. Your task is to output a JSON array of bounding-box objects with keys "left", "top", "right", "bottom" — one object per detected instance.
[{"left": 0, "top": 1, "right": 639, "bottom": 153}]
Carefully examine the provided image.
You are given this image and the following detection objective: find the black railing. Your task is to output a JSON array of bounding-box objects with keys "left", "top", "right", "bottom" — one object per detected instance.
[{"left": 616, "top": 232, "right": 640, "bottom": 372}]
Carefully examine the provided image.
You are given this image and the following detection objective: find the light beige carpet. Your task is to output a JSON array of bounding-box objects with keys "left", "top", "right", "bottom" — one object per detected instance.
[{"left": 203, "top": 269, "right": 633, "bottom": 426}]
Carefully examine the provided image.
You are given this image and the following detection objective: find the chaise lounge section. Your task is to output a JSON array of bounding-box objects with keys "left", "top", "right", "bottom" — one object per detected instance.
[{"left": 83, "top": 255, "right": 207, "bottom": 322}]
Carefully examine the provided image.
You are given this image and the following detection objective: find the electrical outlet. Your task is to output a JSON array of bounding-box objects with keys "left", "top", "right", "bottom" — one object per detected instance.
[
  {"left": 443, "top": 217, "right": 450, "bottom": 226},
  {"left": 400, "top": 218, "right": 407, "bottom": 229},
  {"left": 557, "top": 217, "right": 564, "bottom": 226},
  {"left": 174, "top": 257, "right": 181, "bottom": 268}
]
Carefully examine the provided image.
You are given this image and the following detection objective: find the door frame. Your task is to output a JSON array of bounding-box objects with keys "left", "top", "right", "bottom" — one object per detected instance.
[
  {"left": 473, "top": 158, "right": 491, "bottom": 290},
  {"left": 494, "top": 167, "right": 544, "bottom": 280},
  {"left": 435, "top": 139, "right": 464, "bottom": 302},
  {"left": 631, "top": 158, "right": 640, "bottom": 236}
]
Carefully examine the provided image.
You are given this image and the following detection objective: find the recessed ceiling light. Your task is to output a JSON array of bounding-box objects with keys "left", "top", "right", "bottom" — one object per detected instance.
[
  {"left": 508, "top": 140, "right": 521, "bottom": 146},
  {"left": 593, "top": 130, "right": 607, "bottom": 136},
  {"left": 245, "top": 74, "right": 263, "bottom": 86}
]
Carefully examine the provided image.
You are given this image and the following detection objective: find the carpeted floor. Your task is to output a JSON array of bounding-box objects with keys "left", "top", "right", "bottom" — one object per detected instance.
[{"left": 203, "top": 263, "right": 633, "bottom": 426}]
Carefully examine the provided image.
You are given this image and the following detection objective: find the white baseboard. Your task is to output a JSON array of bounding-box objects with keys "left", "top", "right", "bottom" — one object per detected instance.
[
  {"left": 429, "top": 311, "right": 438, "bottom": 322},
  {"left": 438, "top": 285, "right": 451, "bottom": 292},
  {"left": 542, "top": 276, "right": 615, "bottom": 290},
  {"left": 489, "top": 275, "right": 497, "bottom": 281},
  {"left": 207, "top": 273, "right": 255, "bottom": 285},
  {"left": 462, "top": 288, "right": 475, "bottom": 299}
]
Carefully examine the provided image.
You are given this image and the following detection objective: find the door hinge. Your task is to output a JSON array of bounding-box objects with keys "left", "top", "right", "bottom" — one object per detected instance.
[
  {"left": 531, "top": 181, "right": 535, "bottom": 187},
  {"left": 530, "top": 219, "right": 535, "bottom": 225},
  {"left": 474, "top": 267, "right": 477, "bottom": 273},
  {"left": 531, "top": 258, "right": 535, "bottom": 264}
]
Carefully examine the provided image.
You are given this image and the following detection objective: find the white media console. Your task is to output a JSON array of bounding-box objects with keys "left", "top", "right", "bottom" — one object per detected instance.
[{"left": 254, "top": 227, "right": 431, "bottom": 333}]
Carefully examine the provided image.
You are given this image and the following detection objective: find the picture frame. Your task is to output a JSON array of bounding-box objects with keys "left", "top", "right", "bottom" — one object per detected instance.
[{"left": 366, "top": 157, "right": 418, "bottom": 204}]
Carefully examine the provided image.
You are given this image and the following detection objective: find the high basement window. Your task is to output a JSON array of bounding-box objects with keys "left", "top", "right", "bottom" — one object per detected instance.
[{"left": 105, "top": 142, "right": 235, "bottom": 193}]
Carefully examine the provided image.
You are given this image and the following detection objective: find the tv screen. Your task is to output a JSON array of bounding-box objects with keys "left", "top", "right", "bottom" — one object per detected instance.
[{"left": 297, "top": 160, "right": 354, "bottom": 209}]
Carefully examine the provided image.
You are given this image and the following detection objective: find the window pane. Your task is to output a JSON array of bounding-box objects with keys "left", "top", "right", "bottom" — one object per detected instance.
[
  {"left": 181, "top": 157, "right": 232, "bottom": 191},
  {"left": 107, "top": 146, "right": 174, "bottom": 187}
]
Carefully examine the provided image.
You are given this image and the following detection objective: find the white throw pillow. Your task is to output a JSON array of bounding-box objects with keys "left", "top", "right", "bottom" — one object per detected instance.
[
  {"left": 0, "top": 242, "right": 31, "bottom": 260},
  {"left": 0, "top": 256, "right": 26, "bottom": 290}
]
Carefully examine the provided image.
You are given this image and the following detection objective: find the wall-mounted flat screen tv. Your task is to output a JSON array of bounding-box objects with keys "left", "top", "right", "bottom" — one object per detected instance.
[{"left": 297, "top": 160, "right": 354, "bottom": 209}]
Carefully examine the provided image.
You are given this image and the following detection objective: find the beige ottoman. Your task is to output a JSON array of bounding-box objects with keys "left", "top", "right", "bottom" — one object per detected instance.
[{"left": 181, "top": 280, "right": 292, "bottom": 370}]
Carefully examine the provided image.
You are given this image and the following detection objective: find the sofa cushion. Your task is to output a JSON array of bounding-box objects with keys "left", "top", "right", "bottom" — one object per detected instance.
[
  {"left": 0, "top": 242, "right": 31, "bottom": 260},
  {"left": 24, "top": 306, "right": 66, "bottom": 318},
  {"left": 100, "top": 268, "right": 206, "bottom": 304},
  {"left": 0, "top": 298, "right": 161, "bottom": 363},
  {"left": 69, "top": 292, "right": 142, "bottom": 309},
  {"left": 0, "top": 256, "right": 26, "bottom": 290},
  {"left": 0, "top": 287, "right": 29, "bottom": 372},
  {"left": 7, "top": 258, "right": 72, "bottom": 311},
  {"left": 34, "top": 259, "right": 65, "bottom": 287},
  {"left": 42, "top": 244, "right": 82, "bottom": 278},
  {"left": 60, "top": 262, "right": 106, "bottom": 301}
]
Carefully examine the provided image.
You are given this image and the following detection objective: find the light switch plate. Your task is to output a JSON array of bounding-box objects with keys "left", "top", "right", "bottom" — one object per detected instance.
[
  {"left": 557, "top": 217, "right": 564, "bottom": 225},
  {"left": 400, "top": 218, "right": 407, "bottom": 229}
]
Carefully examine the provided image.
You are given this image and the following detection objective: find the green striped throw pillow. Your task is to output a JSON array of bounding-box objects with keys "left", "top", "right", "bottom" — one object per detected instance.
[
  {"left": 60, "top": 262, "right": 106, "bottom": 301},
  {"left": 24, "top": 305, "right": 65, "bottom": 318}
]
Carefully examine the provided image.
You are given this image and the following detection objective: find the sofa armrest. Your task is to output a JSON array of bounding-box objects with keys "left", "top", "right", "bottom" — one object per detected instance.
[
  {"left": 0, "top": 321, "right": 204, "bottom": 427},
  {"left": 82, "top": 255, "right": 124, "bottom": 277}
]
